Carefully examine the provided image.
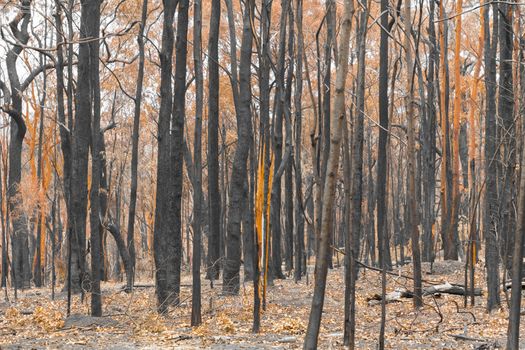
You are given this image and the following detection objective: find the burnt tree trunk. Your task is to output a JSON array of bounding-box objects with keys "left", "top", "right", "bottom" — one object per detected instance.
[
  {"left": 483, "top": 1, "right": 501, "bottom": 312},
  {"left": 223, "top": 0, "right": 254, "bottom": 295},
  {"left": 126, "top": 0, "right": 148, "bottom": 292},
  {"left": 206, "top": 0, "right": 221, "bottom": 282}
]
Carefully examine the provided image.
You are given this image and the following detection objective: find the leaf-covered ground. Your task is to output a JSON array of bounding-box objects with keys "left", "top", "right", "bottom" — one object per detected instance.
[{"left": 0, "top": 260, "right": 523, "bottom": 349}]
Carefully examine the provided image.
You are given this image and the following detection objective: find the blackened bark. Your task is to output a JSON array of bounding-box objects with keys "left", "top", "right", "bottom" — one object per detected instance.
[
  {"left": 0, "top": 157, "right": 5, "bottom": 288},
  {"left": 206, "top": 0, "right": 221, "bottom": 282},
  {"left": 483, "top": 1, "right": 501, "bottom": 312},
  {"left": 284, "top": 152, "right": 294, "bottom": 273},
  {"left": 70, "top": 0, "right": 100, "bottom": 294},
  {"left": 223, "top": 0, "right": 254, "bottom": 295},
  {"left": 507, "top": 98, "right": 525, "bottom": 349},
  {"left": 366, "top": 132, "right": 376, "bottom": 265},
  {"left": 497, "top": 2, "right": 515, "bottom": 273},
  {"left": 284, "top": 6, "right": 295, "bottom": 273},
  {"left": 86, "top": 0, "right": 102, "bottom": 316},
  {"left": 3, "top": 0, "right": 31, "bottom": 290},
  {"left": 257, "top": 0, "right": 272, "bottom": 289},
  {"left": 34, "top": 45, "right": 47, "bottom": 288},
  {"left": 105, "top": 222, "right": 133, "bottom": 287},
  {"left": 344, "top": 6, "right": 366, "bottom": 347},
  {"left": 170, "top": 0, "right": 189, "bottom": 305},
  {"left": 191, "top": 0, "right": 203, "bottom": 326},
  {"left": 242, "top": 175, "right": 254, "bottom": 281},
  {"left": 126, "top": 0, "right": 148, "bottom": 292},
  {"left": 154, "top": 0, "right": 177, "bottom": 312},
  {"left": 404, "top": 0, "right": 422, "bottom": 308},
  {"left": 293, "top": 0, "right": 305, "bottom": 282},
  {"left": 422, "top": 0, "right": 437, "bottom": 263},
  {"left": 269, "top": 0, "right": 291, "bottom": 280},
  {"left": 377, "top": 0, "right": 390, "bottom": 348}
]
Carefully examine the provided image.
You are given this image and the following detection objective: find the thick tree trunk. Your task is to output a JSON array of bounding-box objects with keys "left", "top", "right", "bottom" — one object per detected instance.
[
  {"left": 154, "top": 0, "right": 177, "bottom": 312},
  {"left": 88, "top": 0, "right": 102, "bottom": 316},
  {"left": 169, "top": 0, "right": 189, "bottom": 305},
  {"left": 69, "top": 0, "right": 103, "bottom": 294},
  {"left": 483, "top": 1, "right": 501, "bottom": 312},
  {"left": 2, "top": 0, "right": 31, "bottom": 290},
  {"left": 191, "top": 0, "right": 203, "bottom": 327},
  {"left": 344, "top": 5, "right": 365, "bottom": 347},
  {"left": 206, "top": 0, "right": 221, "bottom": 282},
  {"left": 223, "top": 0, "right": 254, "bottom": 295},
  {"left": 498, "top": 1, "right": 515, "bottom": 273},
  {"left": 377, "top": 0, "right": 390, "bottom": 348},
  {"left": 507, "top": 97, "right": 525, "bottom": 350}
]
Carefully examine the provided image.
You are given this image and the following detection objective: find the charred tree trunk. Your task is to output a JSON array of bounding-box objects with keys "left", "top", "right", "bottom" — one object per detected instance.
[
  {"left": 206, "top": 0, "right": 222, "bottom": 282},
  {"left": 1, "top": 0, "right": 31, "bottom": 290},
  {"left": 497, "top": 1, "right": 515, "bottom": 273},
  {"left": 191, "top": 0, "right": 203, "bottom": 327},
  {"left": 483, "top": 1, "right": 501, "bottom": 312},
  {"left": 293, "top": 0, "right": 305, "bottom": 282},
  {"left": 422, "top": 0, "right": 437, "bottom": 261},
  {"left": 126, "top": 0, "right": 148, "bottom": 293},
  {"left": 223, "top": 0, "right": 254, "bottom": 295},
  {"left": 169, "top": 0, "right": 189, "bottom": 305},
  {"left": 154, "top": 0, "right": 177, "bottom": 312},
  {"left": 377, "top": 0, "right": 391, "bottom": 347},
  {"left": 344, "top": 4, "right": 365, "bottom": 347},
  {"left": 269, "top": 0, "right": 291, "bottom": 280},
  {"left": 88, "top": 0, "right": 102, "bottom": 316}
]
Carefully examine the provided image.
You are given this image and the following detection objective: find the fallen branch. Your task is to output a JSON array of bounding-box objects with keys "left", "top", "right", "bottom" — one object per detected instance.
[
  {"left": 448, "top": 333, "right": 486, "bottom": 342},
  {"left": 354, "top": 259, "right": 441, "bottom": 285}
]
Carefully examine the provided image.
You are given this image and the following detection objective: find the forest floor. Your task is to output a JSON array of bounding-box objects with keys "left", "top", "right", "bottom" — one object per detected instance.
[{"left": 0, "top": 259, "right": 523, "bottom": 349}]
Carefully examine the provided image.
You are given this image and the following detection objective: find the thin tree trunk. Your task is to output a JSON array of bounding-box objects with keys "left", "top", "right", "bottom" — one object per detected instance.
[
  {"left": 404, "top": 0, "right": 422, "bottom": 308},
  {"left": 422, "top": 0, "right": 437, "bottom": 262},
  {"left": 377, "top": 0, "right": 390, "bottom": 347},
  {"left": 293, "top": 0, "right": 305, "bottom": 282},
  {"left": 126, "top": 0, "right": 148, "bottom": 293},
  {"left": 269, "top": 0, "right": 291, "bottom": 281},
  {"left": 87, "top": 0, "right": 102, "bottom": 317},
  {"left": 303, "top": 0, "right": 353, "bottom": 346},
  {"left": 34, "top": 44, "right": 47, "bottom": 288}
]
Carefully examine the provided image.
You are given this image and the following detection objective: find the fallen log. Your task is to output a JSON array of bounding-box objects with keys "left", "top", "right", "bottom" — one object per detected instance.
[
  {"left": 368, "top": 282, "right": 482, "bottom": 304},
  {"left": 423, "top": 282, "right": 483, "bottom": 296},
  {"left": 367, "top": 288, "right": 413, "bottom": 305}
]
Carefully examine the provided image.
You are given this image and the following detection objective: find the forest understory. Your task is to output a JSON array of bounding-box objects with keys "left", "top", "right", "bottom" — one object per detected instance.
[{"left": 0, "top": 259, "right": 522, "bottom": 349}]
